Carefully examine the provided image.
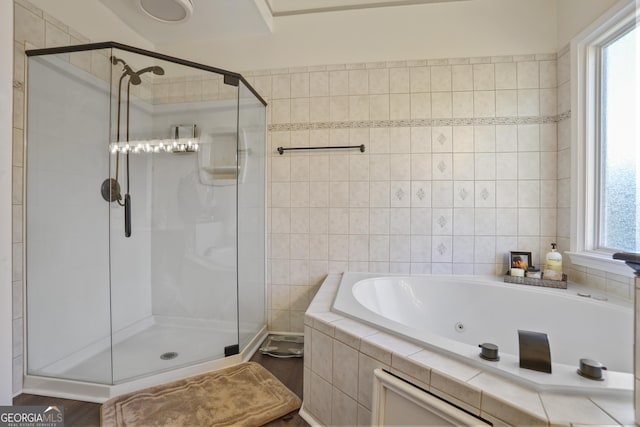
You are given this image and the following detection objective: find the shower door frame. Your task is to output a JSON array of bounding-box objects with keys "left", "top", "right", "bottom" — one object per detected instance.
[{"left": 26, "top": 42, "right": 266, "bottom": 106}]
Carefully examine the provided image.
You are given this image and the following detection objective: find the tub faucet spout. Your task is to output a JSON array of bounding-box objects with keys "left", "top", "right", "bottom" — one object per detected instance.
[{"left": 518, "top": 330, "right": 552, "bottom": 373}]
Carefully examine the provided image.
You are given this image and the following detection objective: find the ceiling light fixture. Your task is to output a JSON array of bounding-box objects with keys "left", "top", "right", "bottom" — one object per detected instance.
[{"left": 136, "top": 0, "right": 193, "bottom": 23}]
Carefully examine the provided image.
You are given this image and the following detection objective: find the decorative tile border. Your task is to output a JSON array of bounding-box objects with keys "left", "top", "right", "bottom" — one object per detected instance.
[{"left": 268, "top": 113, "right": 570, "bottom": 132}]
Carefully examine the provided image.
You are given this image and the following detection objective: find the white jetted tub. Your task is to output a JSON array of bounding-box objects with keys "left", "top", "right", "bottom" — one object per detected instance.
[{"left": 332, "top": 273, "right": 633, "bottom": 394}]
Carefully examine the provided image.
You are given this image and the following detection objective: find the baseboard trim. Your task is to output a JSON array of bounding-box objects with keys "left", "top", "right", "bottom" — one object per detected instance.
[{"left": 298, "top": 403, "right": 322, "bottom": 427}]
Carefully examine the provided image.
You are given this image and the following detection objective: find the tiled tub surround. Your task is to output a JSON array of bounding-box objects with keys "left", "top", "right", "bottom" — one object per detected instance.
[{"left": 303, "top": 274, "right": 635, "bottom": 426}]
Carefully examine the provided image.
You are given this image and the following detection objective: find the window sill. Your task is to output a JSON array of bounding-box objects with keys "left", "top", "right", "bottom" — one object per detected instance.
[{"left": 565, "top": 251, "right": 635, "bottom": 278}]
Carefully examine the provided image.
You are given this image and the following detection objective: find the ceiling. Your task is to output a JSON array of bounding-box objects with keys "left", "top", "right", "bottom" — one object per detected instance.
[
  {"left": 266, "top": 0, "right": 466, "bottom": 16},
  {"left": 96, "top": 0, "right": 272, "bottom": 44},
  {"left": 97, "top": 0, "right": 467, "bottom": 44}
]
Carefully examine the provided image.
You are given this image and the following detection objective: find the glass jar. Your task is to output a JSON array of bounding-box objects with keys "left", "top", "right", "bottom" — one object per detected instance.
[{"left": 526, "top": 267, "right": 541, "bottom": 279}]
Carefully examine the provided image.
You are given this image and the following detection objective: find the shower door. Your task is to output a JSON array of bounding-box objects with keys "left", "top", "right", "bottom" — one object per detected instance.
[
  {"left": 237, "top": 81, "right": 266, "bottom": 350},
  {"left": 107, "top": 49, "right": 241, "bottom": 383},
  {"left": 25, "top": 50, "right": 113, "bottom": 384}
]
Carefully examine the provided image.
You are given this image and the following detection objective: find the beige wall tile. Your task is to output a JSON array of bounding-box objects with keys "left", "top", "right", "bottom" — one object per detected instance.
[
  {"left": 540, "top": 394, "right": 618, "bottom": 426},
  {"left": 517, "top": 61, "right": 540, "bottom": 89},
  {"left": 308, "top": 371, "right": 333, "bottom": 424},
  {"left": 473, "top": 63, "right": 495, "bottom": 90},
  {"left": 368, "top": 68, "right": 389, "bottom": 94},
  {"left": 389, "top": 67, "right": 409, "bottom": 93},
  {"left": 389, "top": 93, "right": 410, "bottom": 119},
  {"left": 409, "top": 66, "right": 430, "bottom": 93},
  {"left": 14, "top": 4, "right": 45, "bottom": 48},
  {"left": 44, "top": 21, "right": 69, "bottom": 48},
  {"left": 495, "top": 62, "right": 517, "bottom": 89},
  {"left": 333, "top": 339, "right": 359, "bottom": 399},
  {"left": 452, "top": 64, "right": 473, "bottom": 91},
  {"left": 431, "top": 65, "right": 452, "bottom": 92},
  {"left": 290, "top": 72, "right": 309, "bottom": 98},
  {"left": 331, "top": 387, "right": 357, "bottom": 426},
  {"left": 12, "top": 88, "right": 23, "bottom": 130},
  {"left": 358, "top": 352, "right": 389, "bottom": 410},
  {"left": 14, "top": 42, "right": 25, "bottom": 83}
]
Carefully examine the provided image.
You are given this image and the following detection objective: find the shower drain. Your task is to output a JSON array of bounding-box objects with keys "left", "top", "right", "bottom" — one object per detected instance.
[{"left": 160, "top": 352, "right": 178, "bottom": 360}]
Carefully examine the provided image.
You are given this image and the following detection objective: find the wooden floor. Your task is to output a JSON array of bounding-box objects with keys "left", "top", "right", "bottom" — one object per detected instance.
[
  {"left": 252, "top": 351, "right": 308, "bottom": 427},
  {"left": 13, "top": 345, "right": 308, "bottom": 427}
]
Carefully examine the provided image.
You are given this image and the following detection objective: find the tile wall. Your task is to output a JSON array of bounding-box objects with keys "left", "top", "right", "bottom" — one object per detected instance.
[
  {"left": 152, "top": 74, "right": 237, "bottom": 104},
  {"left": 244, "top": 54, "right": 564, "bottom": 332}
]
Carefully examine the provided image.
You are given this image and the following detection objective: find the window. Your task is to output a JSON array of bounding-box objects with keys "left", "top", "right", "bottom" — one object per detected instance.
[
  {"left": 600, "top": 26, "right": 638, "bottom": 253},
  {"left": 570, "top": 1, "right": 638, "bottom": 275}
]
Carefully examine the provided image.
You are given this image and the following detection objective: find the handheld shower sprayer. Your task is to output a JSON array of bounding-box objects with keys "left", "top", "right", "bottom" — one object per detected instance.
[
  {"left": 137, "top": 66, "right": 165, "bottom": 77},
  {"left": 102, "top": 56, "right": 166, "bottom": 238}
]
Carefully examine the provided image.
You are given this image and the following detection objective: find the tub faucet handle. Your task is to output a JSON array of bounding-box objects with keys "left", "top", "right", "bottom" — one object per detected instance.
[
  {"left": 518, "top": 330, "right": 552, "bottom": 373},
  {"left": 478, "top": 343, "right": 500, "bottom": 361}
]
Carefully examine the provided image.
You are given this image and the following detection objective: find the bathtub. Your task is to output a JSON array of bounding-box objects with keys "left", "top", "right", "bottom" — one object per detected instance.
[{"left": 332, "top": 272, "right": 633, "bottom": 394}]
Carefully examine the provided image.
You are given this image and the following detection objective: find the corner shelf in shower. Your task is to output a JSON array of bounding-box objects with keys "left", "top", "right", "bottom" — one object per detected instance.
[
  {"left": 201, "top": 166, "right": 238, "bottom": 180},
  {"left": 198, "top": 129, "right": 246, "bottom": 184}
]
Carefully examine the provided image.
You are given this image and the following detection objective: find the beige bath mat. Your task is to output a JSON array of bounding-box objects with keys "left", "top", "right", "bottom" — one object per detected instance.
[{"left": 100, "top": 362, "right": 301, "bottom": 426}]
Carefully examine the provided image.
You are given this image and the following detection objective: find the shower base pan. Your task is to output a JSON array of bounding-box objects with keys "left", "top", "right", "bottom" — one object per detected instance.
[{"left": 23, "top": 317, "right": 267, "bottom": 403}]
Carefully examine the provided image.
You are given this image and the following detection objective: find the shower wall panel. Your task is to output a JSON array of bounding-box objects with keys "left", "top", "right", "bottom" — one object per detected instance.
[
  {"left": 108, "top": 94, "right": 153, "bottom": 333},
  {"left": 149, "top": 100, "right": 239, "bottom": 325}
]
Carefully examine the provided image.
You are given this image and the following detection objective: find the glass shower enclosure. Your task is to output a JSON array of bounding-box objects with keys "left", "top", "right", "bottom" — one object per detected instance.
[{"left": 23, "top": 42, "right": 266, "bottom": 397}]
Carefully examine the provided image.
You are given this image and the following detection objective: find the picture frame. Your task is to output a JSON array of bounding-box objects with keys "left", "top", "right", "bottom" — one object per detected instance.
[{"left": 510, "top": 251, "right": 532, "bottom": 270}]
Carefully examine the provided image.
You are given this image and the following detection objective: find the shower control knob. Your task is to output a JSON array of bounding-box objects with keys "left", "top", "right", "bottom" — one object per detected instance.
[{"left": 478, "top": 343, "right": 500, "bottom": 361}]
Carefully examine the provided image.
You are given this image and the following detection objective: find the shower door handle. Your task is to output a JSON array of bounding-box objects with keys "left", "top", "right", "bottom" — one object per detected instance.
[{"left": 124, "top": 194, "right": 131, "bottom": 238}]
